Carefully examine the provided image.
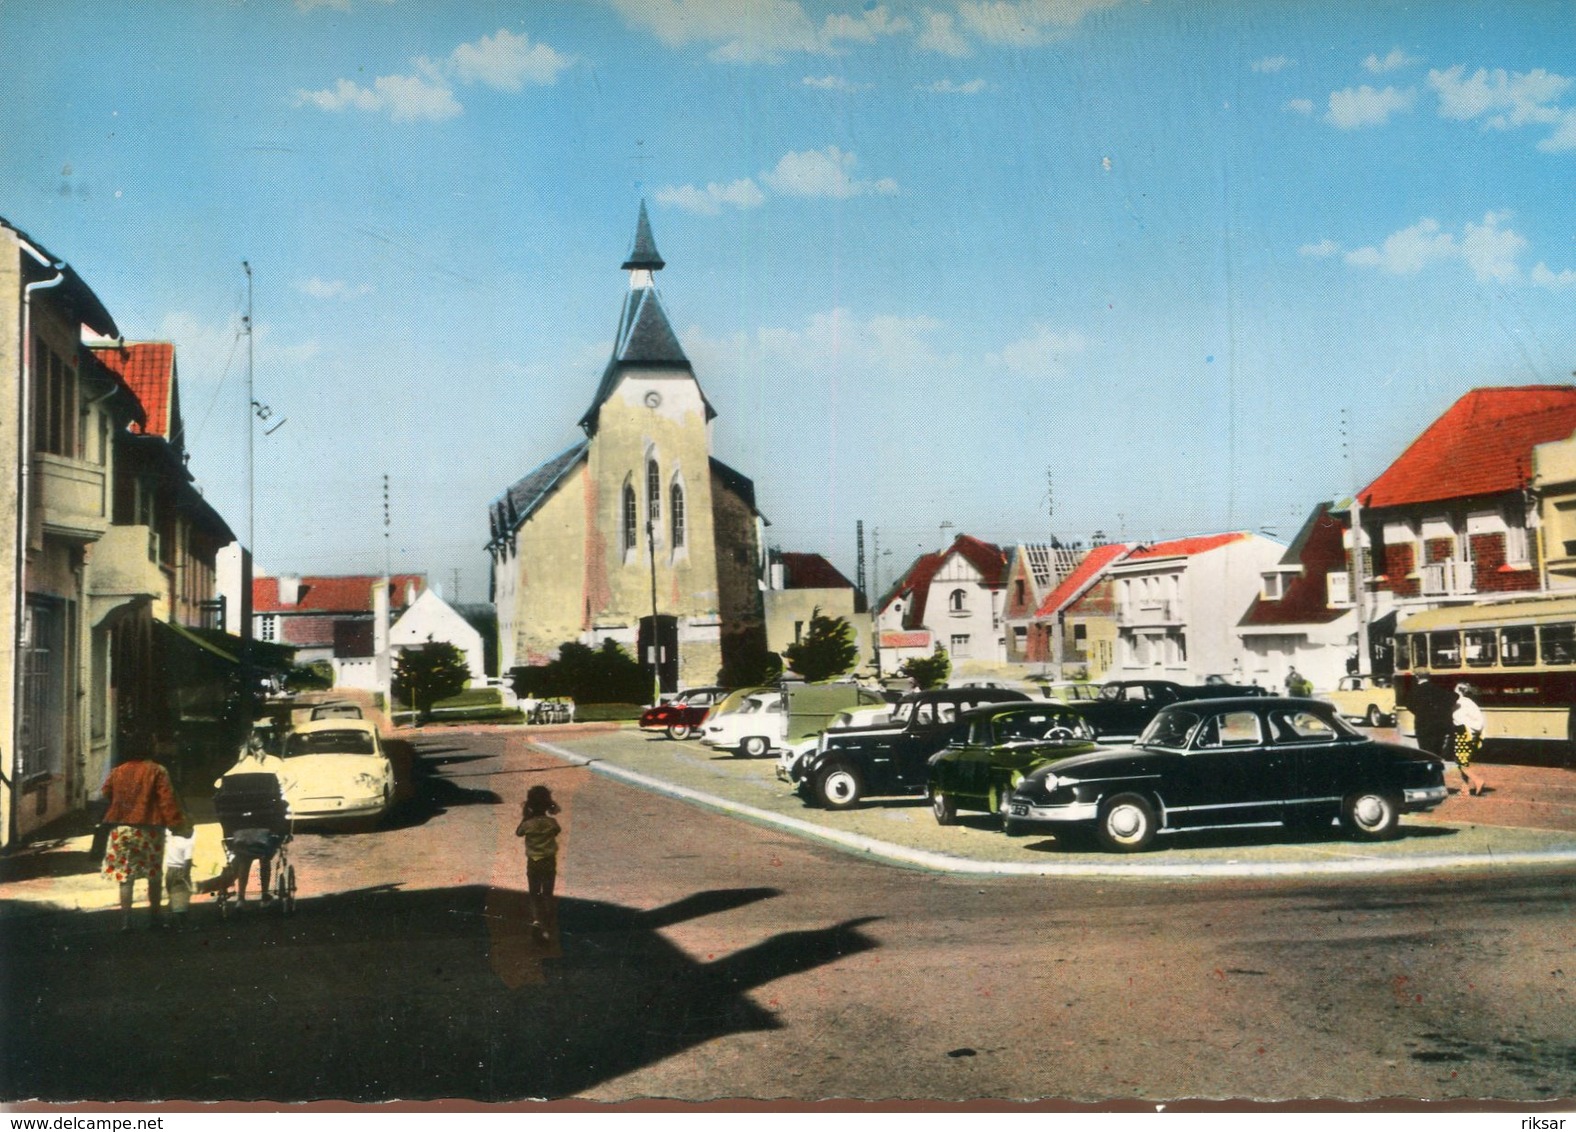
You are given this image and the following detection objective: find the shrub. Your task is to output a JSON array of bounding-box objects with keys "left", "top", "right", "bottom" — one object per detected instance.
[
  {"left": 512, "top": 639, "right": 652, "bottom": 704},
  {"left": 900, "top": 646, "right": 952, "bottom": 691},
  {"left": 782, "top": 609, "right": 858, "bottom": 683},
  {"left": 393, "top": 641, "right": 471, "bottom": 723}
]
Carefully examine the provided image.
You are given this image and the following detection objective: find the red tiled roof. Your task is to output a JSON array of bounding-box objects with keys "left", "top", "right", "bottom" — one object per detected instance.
[
  {"left": 1360, "top": 386, "right": 1576, "bottom": 510},
  {"left": 1033, "top": 543, "right": 1131, "bottom": 618},
  {"left": 253, "top": 573, "right": 426, "bottom": 614},
  {"left": 1126, "top": 531, "right": 1249, "bottom": 561},
  {"left": 778, "top": 552, "right": 854, "bottom": 590},
  {"left": 879, "top": 630, "right": 932, "bottom": 649},
  {"left": 90, "top": 342, "right": 177, "bottom": 439},
  {"left": 1239, "top": 503, "right": 1351, "bottom": 627},
  {"left": 878, "top": 535, "right": 1008, "bottom": 630}
]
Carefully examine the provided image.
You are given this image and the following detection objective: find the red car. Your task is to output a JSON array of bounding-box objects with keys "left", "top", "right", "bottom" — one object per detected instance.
[{"left": 638, "top": 686, "right": 730, "bottom": 740}]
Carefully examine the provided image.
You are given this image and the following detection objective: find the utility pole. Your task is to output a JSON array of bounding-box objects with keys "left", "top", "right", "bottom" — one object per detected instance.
[
  {"left": 646, "top": 516, "right": 661, "bottom": 700},
  {"left": 240, "top": 261, "right": 255, "bottom": 727},
  {"left": 855, "top": 520, "right": 867, "bottom": 609}
]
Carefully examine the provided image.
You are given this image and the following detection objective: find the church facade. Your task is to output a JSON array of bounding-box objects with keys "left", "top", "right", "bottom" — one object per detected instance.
[{"left": 487, "top": 205, "right": 766, "bottom": 692}]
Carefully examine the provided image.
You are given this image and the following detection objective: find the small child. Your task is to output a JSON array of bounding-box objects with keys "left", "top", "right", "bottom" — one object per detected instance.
[
  {"left": 514, "top": 785, "right": 562, "bottom": 938},
  {"left": 163, "top": 822, "right": 196, "bottom": 929}
]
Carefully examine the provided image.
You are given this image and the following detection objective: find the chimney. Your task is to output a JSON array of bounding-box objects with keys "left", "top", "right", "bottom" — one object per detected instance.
[{"left": 278, "top": 574, "right": 302, "bottom": 606}]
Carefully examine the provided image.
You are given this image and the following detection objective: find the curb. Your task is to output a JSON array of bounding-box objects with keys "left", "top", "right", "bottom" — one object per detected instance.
[{"left": 527, "top": 738, "right": 1576, "bottom": 879}]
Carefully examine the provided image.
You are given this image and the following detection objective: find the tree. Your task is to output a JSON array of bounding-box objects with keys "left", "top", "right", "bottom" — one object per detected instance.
[
  {"left": 782, "top": 608, "right": 858, "bottom": 683},
  {"left": 393, "top": 641, "right": 471, "bottom": 723},
  {"left": 512, "top": 638, "right": 651, "bottom": 703},
  {"left": 900, "top": 645, "right": 952, "bottom": 691}
]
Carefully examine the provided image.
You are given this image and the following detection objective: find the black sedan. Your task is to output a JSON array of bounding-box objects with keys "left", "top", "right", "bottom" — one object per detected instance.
[{"left": 1004, "top": 697, "right": 1449, "bottom": 852}]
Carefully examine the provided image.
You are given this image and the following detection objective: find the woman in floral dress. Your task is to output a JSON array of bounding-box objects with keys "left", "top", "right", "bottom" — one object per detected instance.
[{"left": 100, "top": 741, "right": 186, "bottom": 930}]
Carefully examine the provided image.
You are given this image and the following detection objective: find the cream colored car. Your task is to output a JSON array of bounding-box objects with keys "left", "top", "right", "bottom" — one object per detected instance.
[
  {"left": 1321, "top": 675, "right": 1396, "bottom": 728},
  {"left": 280, "top": 718, "right": 396, "bottom": 823}
]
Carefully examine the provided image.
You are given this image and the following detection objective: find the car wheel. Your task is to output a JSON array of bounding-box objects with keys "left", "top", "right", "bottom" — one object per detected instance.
[
  {"left": 665, "top": 724, "right": 688, "bottom": 740},
  {"left": 1002, "top": 814, "right": 1024, "bottom": 837},
  {"left": 275, "top": 863, "right": 297, "bottom": 915},
  {"left": 816, "top": 763, "right": 863, "bottom": 810},
  {"left": 1096, "top": 793, "right": 1157, "bottom": 853},
  {"left": 1365, "top": 704, "right": 1384, "bottom": 728},
  {"left": 740, "top": 736, "right": 770, "bottom": 759},
  {"left": 930, "top": 787, "right": 957, "bottom": 826},
  {"left": 1341, "top": 790, "right": 1401, "bottom": 840}
]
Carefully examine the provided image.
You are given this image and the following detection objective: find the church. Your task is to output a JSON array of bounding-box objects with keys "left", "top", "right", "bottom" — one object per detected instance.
[{"left": 487, "top": 204, "right": 767, "bottom": 692}]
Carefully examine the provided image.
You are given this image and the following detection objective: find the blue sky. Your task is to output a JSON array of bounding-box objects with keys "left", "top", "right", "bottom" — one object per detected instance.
[{"left": 4, "top": 0, "right": 1574, "bottom": 600}]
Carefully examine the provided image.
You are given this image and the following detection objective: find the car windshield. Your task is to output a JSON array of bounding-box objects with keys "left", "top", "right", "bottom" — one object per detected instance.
[
  {"left": 1137, "top": 709, "right": 1202, "bottom": 749},
  {"left": 890, "top": 701, "right": 915, "bottom": 724},
  {"left": 285, "top": 730, "right": 377, "bottom": 757}
]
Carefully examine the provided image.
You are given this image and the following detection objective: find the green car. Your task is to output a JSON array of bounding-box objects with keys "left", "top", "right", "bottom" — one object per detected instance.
[{"left": 927, "top": 702, "right": 1100, "bottom": 831}]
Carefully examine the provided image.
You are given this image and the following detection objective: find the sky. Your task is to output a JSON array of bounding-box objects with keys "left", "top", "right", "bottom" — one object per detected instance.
[{"left": 3, "top": 0, "right": 1574, "bottom": 602}]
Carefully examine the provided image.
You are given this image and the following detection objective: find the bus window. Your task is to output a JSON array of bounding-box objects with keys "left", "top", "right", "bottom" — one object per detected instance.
[
  {"left": 1500, "top": 625, "right": 1537, "bottom": 667},
  {"left": 1463, "top": 629, "right": 1498, "bottom": 668},
  {"left": 1540, "top": 623, "right": 1576, "bottom": 666},
  {"left": 1411, "top": 635, "right": 1427, "bottom": 670},
  {"left": 1428, "top": 630, "right": 1461, "bottom": 668},
  {"left": 1394, "top": 635, "right": 1411, "bottom": 672}
]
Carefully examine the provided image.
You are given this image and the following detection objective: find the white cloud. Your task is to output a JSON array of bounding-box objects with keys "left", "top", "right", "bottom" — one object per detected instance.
[
  {"left": 917, "top": 10, "right": 970, "bottom": 56},
  {"left": 803, "top": 74, "right": 873, "bottom": 92},
  {"left": 298, "top": 277, "right": 372, "bottom": 300},
  {"left": 1460, "top": 211, "right": 1526, "bottom": 282},
  {"left": 920, "top": 78, "right": 987, "bottom": 94},
  {"left": 1324, "top": 84, "right": 1416, "bottom": 128},
  {"left": 1543, "top": 108, "right": 1576, "bottom": 153},
  {"left": 1343, "top": 212, "right": 1545, "bottom": 284},
  {"left": 1251, "top": 55, "right": 1291, "bottom": 75},
  {"left": 761, "top": 146, "right": 898, "bottom": 198},
  {"left": 1429, "top": 65, "right": 1571, "bottom": 127},
  {"left": 820, "top": 5, "right": 911, "bottom": 46},
  {"left": 956, "top": 0, "right": 1122, "bottom": 47},
  {"left": 294, "top": 27, "right": 571, "bottom": 121},
  {"left": 988, "top": 325, "right": 1087, "bottom": 378},
  {"left": 1286, "top": 98, "right": 1314, "bottom": 115},
  {"left": 607, "top": 0, "right": 821, "bottom": 61},
  {"left": 1532, "top": 263, "right": 1576, "bottom": 289},
  {"left": 655, "top": 179, "right": 766, "bottom": 215},
  {"left": 1363, "top": 48, "right": 1418, "bottom": 74},
  {"left": 690, "top": 308, "right": 947, "bottom": 377},
  {"left": 451, "top": 28, "right": 574, "bottom": 90},
  {"left": 1298, "top": 238, "right": 1340, "bottom": 258}
]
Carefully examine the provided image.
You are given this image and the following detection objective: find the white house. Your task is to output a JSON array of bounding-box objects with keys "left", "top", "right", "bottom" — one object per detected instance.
[
  {"left": 390, "top": 589, "right": 487, "bottom": 685},
  {"left": 874, "top": 535, "right": 1009, "bottom": 677},
  {"left": 1110, "top": 531, "right": 1286, "bottom": 683}
]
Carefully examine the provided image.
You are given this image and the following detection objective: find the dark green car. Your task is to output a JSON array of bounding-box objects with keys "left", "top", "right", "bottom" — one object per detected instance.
[{"left": 927, "top": 702, "right": 1100, "bottom": 831}]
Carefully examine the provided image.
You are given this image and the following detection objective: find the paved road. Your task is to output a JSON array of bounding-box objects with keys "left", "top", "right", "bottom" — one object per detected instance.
[{"left": 3, "top": 726, "right": 1574, "bottom": 1106}]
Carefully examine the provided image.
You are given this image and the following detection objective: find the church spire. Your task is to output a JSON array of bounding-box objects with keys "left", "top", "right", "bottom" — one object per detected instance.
[{"left": 621, "top": 200, "right": 665, "bottom": 275}]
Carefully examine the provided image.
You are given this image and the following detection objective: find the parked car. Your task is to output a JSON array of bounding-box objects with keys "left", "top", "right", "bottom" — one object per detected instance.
[
  {"left": 774, "top": 703, "right": 890, "bottom": 783},
  {"left": 927, "top": 702, "right": 1101, "bottom": 828},
  {"left": 639, "top": 685, "right": 730, "bottom": 739},
  {"left": 309, "top": 702, "right": 364, "bottom": 721},
  {"left": 279, "top": 718, "right": 396, "bottom": 824},
  {"left": 703, "top": 683, "right": 887, "bottom": 758},
  {"left": 1003, "top": 697, "right": 1448, "bottom": 852},
  {"left": 1076, "top": 679, "right": 1265, "bottom": 742},
  {"left": 789, "top": 687, "right": 1033, "bottom": 809},
  {"left": 1321, "top": 675, "right": 1396, "bottom": 728}
]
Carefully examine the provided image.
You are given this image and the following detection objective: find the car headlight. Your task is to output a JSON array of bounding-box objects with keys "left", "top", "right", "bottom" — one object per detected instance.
[{"left": 1037, "top": 773, "right": 1059, "bottom": 794}]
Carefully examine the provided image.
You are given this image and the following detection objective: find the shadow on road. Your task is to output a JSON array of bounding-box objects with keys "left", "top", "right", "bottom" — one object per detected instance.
[
  {"left": 1013, "top": 819, "right": 1461, "bottom": 855},
  {"left": 0, "top": 884, "right": 880, "bottom": 1104},
  {"left": 376, "top": 737, "right": 504, "bottom": 832}
]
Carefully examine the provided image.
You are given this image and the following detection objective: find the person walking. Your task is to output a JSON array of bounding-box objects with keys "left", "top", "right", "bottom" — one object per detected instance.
[
  {"left": 515, "top": 784, "right": 562, "bottom": 940},
  {"left": 1410, "top": 675, "right": 1456, "bottom": 762},
  {"left": 214, "top": 732, "right": 289, "bottom": 906},
  {"left": 163, "top": 822, "right": 196, "bottom": 930},
  {"left": 1452, "top": 682, "right": 1490, "bottom": 796},
  {"left": 99, "top": 739, "right": 186, "bottom": 931}
]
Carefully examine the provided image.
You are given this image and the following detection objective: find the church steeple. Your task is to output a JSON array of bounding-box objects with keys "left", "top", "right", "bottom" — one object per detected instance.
[
  {"left": 622, "top": 200, "right": 665, "bottom": 274},
  {"left": 579, "top": 202, "right": 715, "bottom": 436}
]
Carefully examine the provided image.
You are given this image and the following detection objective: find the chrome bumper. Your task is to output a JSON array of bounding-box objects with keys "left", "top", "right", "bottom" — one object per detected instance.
[
  {"left": 1003, "top": 799, "right": 1100, "bottom": 823},
  {"left": 1404, "top": 784, "right": 1449, "bottom": 810}
]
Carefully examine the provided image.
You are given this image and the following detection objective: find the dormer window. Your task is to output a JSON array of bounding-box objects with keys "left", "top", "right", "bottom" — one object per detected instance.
[{"left": 949, "top": 588, "right": 968, "bottom": 614}]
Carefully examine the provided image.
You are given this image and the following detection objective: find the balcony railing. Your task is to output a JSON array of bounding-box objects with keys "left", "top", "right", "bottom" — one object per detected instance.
[
  {"left": 1117, "top": 599, "right": 1182, "bottom": 625},
  {"left": 35, "top": 453, "right": 108, "bottom": 540}
]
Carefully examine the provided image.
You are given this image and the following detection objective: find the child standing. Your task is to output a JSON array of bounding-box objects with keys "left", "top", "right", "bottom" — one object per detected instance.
[
  {"left": 515, "top": 785, "right": 562, "bottom": 939},
  {"left": 163, "top": 822, "right": 196, "bottom": 929}
]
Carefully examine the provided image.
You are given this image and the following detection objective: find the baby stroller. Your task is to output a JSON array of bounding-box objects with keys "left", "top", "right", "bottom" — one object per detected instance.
[{"left": 209, "top": 772, "right": 297, "bottom": 917}]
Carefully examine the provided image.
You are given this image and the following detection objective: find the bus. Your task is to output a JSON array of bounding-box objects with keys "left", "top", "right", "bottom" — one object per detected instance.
[{"left": 1393, "top": 594, "right": 1576, "bottom": 749}]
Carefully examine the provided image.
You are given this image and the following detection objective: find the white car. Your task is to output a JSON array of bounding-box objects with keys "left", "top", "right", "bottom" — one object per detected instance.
[
  {"left": 700, "top": 692, "right": 784, "bottom": 757},
  {"left": 280, "top": 719, "right": 396, "bottom": 824}
]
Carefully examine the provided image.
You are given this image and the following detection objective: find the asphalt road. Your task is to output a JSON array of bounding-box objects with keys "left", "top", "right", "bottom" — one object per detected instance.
[{"left": 3, "top": 726, "right": 1574, "bottom": 1107}]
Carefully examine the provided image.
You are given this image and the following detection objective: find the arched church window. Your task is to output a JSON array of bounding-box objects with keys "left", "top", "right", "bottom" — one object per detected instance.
[
  {"left": 647, "top": 458, "right": 661, "bottom": 527},
  {"left": 671, "top": 482, "right": 686, "bottom": 548},
  {"left": 623, "top": 482, "right": 638, "bottom": 555}
]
